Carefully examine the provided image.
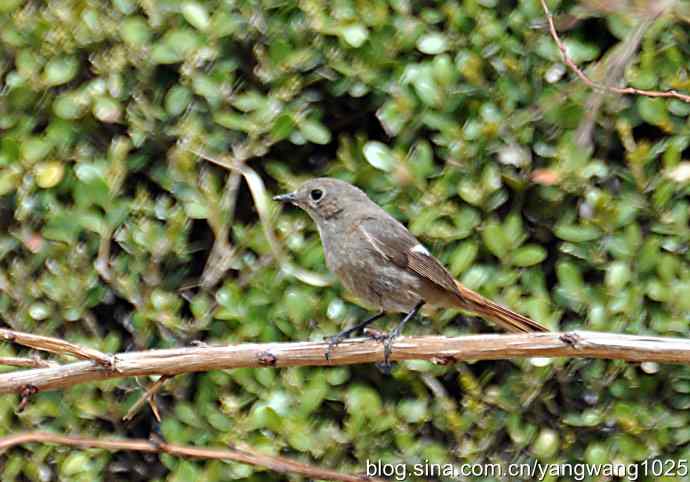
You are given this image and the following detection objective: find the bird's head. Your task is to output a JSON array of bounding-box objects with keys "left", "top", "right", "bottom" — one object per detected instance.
[{"left": 273, "top": 177, "right": 370, "bottom": 222}]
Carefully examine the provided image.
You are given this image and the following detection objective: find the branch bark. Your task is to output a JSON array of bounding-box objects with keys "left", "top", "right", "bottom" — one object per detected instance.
[
  {"left": 3, "top": 331, "right": 690, "bottom": 394},
  {"left": 0, "top": 431, "right": 380, "bottom": 482}
]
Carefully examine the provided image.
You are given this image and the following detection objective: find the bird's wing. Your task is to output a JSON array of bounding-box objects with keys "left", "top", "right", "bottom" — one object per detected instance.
[
  {"left": 358, "top": 215, "right": 550, "bottom": 333},
  {"left": 358, "top": 216, "right": 458, "bottom": 294}
]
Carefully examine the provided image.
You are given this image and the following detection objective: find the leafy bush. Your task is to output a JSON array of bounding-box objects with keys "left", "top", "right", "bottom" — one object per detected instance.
[{"left": 1, "top": 0, "right": 690, "bottom": 480}]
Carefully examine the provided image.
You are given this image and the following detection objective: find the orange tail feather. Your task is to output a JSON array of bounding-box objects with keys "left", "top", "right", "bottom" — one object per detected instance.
[{"left": 453, "top": 281, "right": 549, "bottom": 333}]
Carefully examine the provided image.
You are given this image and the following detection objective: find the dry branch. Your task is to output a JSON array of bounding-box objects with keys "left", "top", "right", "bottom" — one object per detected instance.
[
  {"left": 0, "top": 328, "right": 114, "bottom": 368},
  {"left": 188, "top": 146, "right": 333, "bottom": 287},
  {"left": 574, "top": 13, "right": 659, "bottom": 148},
  {"left": 0, "top": 431, "right": 380, "bottom": 482},
  {"left": 0, "top": 356, "right": 55, "bottom": 369},
  {"left": 3, "top": 331, "right": 690, "bottom": 395},
  {"left": 122, "top": 374, "right": 171, "bottom": 422},
  {"left": 538, "top": 0, "right": 690, "bottom": 103}
]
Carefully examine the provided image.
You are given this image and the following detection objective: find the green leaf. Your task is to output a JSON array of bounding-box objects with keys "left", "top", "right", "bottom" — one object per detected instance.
[
  {"left": 214, "top": 111, "right": 254, "bottom": 131},
  {"left": 531, "top": 428, "right": 559, "bottom": 459},
  {"left": 408, "top": 140, "right": 434, "bottom": 179},
  {"left": 376, "top": 100, "right": 407, "bottom": 136},
  {"left": 457, "top": 179, "right": 484, "bottom": 206},
  {"left": 120, "top": 16, "right": 151, "bottom": 45},
  {"left": 638, "top": 97, "right": 671, "bottom": 129},
  {"left": 563, "top": 39, "right": 599, "bottom": 63},
  {"left": 481, "top": 163, "right": 502, "bottom": 193},
  {"left": 43, "top": 212, "right": 82, "bottom": 243},
  {"left": 554, "top": 224, "right": 602, "bottom": 242},
  {"left": 299, "top": 119, "right": 331, "bottom": 145},
  {"left": 340, "top": 24, "right": 368, "bottom": 48},
  {"left": 61, "top": 453, "right": 91, "bottom": 475},
  {"left": 605, "top": 261, "right": 630, "bottom": 290},
  {"left": 346, "top": 385, "right": 382, "bottom": 416},
  {"left": 93, "top": 97, "right": 121, "bottom": 123},
  {"left": 0, "top": 0, "right": 23, "bottom": 12},
  {"left": 482, "top": 219, "right": 509, "bottom": 259},
  {"left": 34, "top": 160, "right": 65, "bottom": 188},
  {"left": 43, "top": 57, "right": 79, "bottom": 86},
  {"left": 450, "top": 241, "right": 478, "bottom": 275},
  {"left": 21, "top": 137, "right": 53, "bottom": 163},
  {"left": 511, "top": 245, "right": 547, "bottom": 267},
  {"left": 417, "top": 32, "right": 448, "bottom": 54},
  {"left": 270, "top": 113, "right": 296, "bottom": 141},
  {"left": 408, "top": 64, "right": 442, "bottom": 107},
  {"left": 363, "top": 141, "right": 395, "bottom": 171},
  {"left": 165, "top": 85, "right": 192, "bottom": 116},
  {"left": 0, "top": 169, "right": 21, "bottom": 195},
  {"left": 181, "top": 2, "right": 210, "bottom": 31},
  {"left": 398, "top": 399, "right": 428, "bottom": 423},
  {"left": 53, "top": 92, "right": 89, "bottom": 120},
  {"left": 556, "top": 261, "right": 584, "bottom": 292}
]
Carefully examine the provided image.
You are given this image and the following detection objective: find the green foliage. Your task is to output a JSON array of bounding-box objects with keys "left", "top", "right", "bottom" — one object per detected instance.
[{"left": 1, "top": 0, "right": 690, "bottom": 480}]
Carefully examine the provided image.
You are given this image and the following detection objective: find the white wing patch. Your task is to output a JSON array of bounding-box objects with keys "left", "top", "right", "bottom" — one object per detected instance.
[{"left": 411, "top": 244, "right": 430, "bottom": 256}]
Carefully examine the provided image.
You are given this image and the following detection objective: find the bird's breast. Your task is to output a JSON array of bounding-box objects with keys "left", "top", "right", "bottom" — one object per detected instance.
[{"left": 320, "top": 232, "right": 422, "bottom": 313}]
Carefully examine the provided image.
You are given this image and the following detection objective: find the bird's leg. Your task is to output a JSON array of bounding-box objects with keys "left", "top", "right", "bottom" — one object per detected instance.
[
  {"left": 325, "top": 310, "right": 385, "bottom": 360},
  {"left": 380, "top": 300, "right": 425, "bottom": 372}
]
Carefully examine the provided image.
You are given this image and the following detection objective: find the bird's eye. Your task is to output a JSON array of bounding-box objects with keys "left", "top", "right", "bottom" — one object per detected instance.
[{"left": 309, "top": 189, "right": 323, "bottom": 202}]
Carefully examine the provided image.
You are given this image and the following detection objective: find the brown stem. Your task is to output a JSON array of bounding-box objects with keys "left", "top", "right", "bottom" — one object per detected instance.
[
  {"left": 0, "top": 356, "right": 56, "bottom": 369},
  {"left": 122, "top": 374, "right": 172, "bottom": 422},
  {"left": 0, "top": 431, "right": 381, "bottom": 482},
  {"left": 539, "top": 0, "right": 690, "bottom": 103},
  {"left": 574, "top": 14, "right": 659, "bottom": 148},
  {"left": 0, "top": 328, "right": 114, "bottom": 368},
  {"left": 200, "top": 170, "right": 241, "bottom": 289}
]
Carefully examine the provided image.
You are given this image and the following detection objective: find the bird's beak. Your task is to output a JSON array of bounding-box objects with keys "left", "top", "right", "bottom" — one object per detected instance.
[{"left": 273, "top": 192, "right": 297, "bottom": 203}]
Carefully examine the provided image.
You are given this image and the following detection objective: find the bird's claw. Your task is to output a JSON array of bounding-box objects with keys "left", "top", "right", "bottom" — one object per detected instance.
[
  {"left": 363, "top": 327, "right": 386, "bottom": 341},
  {"left": 324, "top": 334, "right": 345, "bottom": 361},
  {"left": 376, "top": 332, "right": 397, "bottom": 374}
]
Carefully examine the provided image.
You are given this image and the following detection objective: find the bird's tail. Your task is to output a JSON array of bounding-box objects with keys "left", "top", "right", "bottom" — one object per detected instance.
[{"left": 453, "top": 281, "right": 549, "bottom": 333}]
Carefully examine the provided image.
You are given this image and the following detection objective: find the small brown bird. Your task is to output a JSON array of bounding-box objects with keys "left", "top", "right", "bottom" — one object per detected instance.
[{"left": 274, "top": 178, "right": 548, "bottom": 367}]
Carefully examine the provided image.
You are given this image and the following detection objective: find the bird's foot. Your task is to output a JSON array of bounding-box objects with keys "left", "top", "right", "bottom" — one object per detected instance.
[
  {"left": 324, "top": 311, "right": 387, "bottom": 361},
  {"left": 363, "top": 327, "right": 386, "bottom": 341},
  {"left": 324, "top": 333, "right": 347, "bottom": 361},
  {"left": 375, "top": 301, "right": 423, "bottom": 374},
  {"left": 376, "top": 329, "right": 401, "bottom": 374}
]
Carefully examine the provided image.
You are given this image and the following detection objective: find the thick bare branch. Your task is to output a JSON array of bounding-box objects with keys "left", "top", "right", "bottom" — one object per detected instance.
[
  {"left": 0, "top": 431, "right": 380, "bottom": 482},
  {"left": 2, "top": 331, "right": 690, "bottom": 394}
]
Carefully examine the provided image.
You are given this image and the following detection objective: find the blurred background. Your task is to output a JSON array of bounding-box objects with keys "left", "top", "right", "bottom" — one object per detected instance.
[{"left": 1, "top": 0, "right": 690, "bottom": 480}]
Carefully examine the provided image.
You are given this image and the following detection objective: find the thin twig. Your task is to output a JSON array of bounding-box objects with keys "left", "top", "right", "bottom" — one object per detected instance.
[
  {"left": 95, "top": 231, "right": 113, "bottom": 282},
  {"left": 200, "top": 170, "right": 241, "bottom": 289},
  {"left": 574, "top": 13, "right": 660, "bottom": 148},
  {"left": 0, "top": 356, "right": 56, "bottom": 369},
  {"left": 188, "top": 146, "right": 332, "bottom": 287},
  {"left": 0, "top": 431, "right": 380, "bottom": 482},
  {"left": 539, "top": 0, "right": 690, "bottom": 103},
  {"left": 0, "top": 328, "right": 115, "bottom": 369},
  {"left": 3, "top": 331, "right": 690, "bottom": 394},
  {"left": 123, "top": 374, "right": 172, "bottom": 422}
]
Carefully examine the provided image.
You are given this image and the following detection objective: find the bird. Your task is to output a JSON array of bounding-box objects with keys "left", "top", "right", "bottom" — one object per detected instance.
[{"left": 274, "top": 177, "right": 549, "bottom": 368}]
